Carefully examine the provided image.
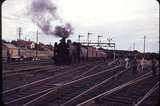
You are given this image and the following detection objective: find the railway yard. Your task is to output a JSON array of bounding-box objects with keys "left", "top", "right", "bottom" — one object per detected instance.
[{"left": 2, "top": 59, "right": 159, "bottom": 106}]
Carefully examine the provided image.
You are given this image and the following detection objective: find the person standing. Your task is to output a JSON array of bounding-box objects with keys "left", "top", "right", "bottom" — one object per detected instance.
[
  {"left": 54, "top": 42, "right": 58, "bottom": 65},
  {"left": 139, "top": 56, "right": 144, "bottom": 73},
  {"left": 125, "top": 56, "right": 129, "bottom": 69},
  {"left": 151, "top": 56, "right": 157, "bottom": 76},
  {"left": 76, "top": 43, "right": 81, "bottom": 63},
  {"left": 119, "top": 57, "right": 123, "bottom": 66},
  {"left": 60, "top": 38, "right": 68, "bottom": 65},
  {"left": 67, "top": 40, "right": 73, "bottom": 65},
  {"left": 58, "top": 38, "right": 66, "bottom": 65},
  {"left": 132, "top": 56, "right": 138, "bottom": 75}
]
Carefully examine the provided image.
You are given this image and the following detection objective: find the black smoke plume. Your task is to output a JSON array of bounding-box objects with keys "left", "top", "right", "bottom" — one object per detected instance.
[
  {"left": 54, "top": 23, "right": 73, "bottom": 38},
  {"left": 28, "top": 0, "right": 73, "bottom": 38}
]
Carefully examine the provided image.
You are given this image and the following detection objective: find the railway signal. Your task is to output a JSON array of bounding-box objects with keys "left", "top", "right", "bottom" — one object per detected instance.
[
  {"left": 78, "top": 35, "right": 84, "bottom": 42},
  {"left": 107, "top": 38, "right": 112, "bottom": 47},
  {"left": 80, "top": 34, "right": 116, "bottom": 61},
  {"left": 97, "top": 35, "right": 103, "bottom": 47}
]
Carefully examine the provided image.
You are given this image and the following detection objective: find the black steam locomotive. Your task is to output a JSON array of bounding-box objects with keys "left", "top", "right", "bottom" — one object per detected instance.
[{"left": 53, "top": 38, "right": 84, "bottom": 65}]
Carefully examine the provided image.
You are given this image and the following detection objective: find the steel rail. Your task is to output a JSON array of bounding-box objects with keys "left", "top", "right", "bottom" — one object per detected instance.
[
  {"left": 3, "top": 65, "right": 53, "bottom": 74},
  {"left": 61, "top": 67, "right": 127, "bottom": 106},
  {"left": 3, "top": 61, "right": 93, "bottom": 78},
  {"left": 3, "top": 61, "right": 103, "bottom": 105},
  {"left": 3, "top": 60, "right": 92, "bottom": 75},
  {"left": 3, "top": 60, "right": 53, "bottom": 65},
  {"left": 134, "top": 81, "right": 159, "bottom": 106},
  {"left": 72, "top": 62, "right": 104, "bottom": 80},
  {"left": 3, "top": 66, "right": 59, "bottom": 77},
  {"left": 5, "top": 88, "right": 53, "bottom": 105},
  {"left": 3, "top": 62, "right": 93, "bottom": 94},
  {"left": 99, "top": 71, "right": 152, "bottom": 99},
  {"left": 3, "top": 65, "right": 78, "bottom": 91},
  {"left": 4, "top": 62, "right": 103, "bottom": 105},
  {"left": 22, "top": 87, "right": 58, "bottom": 106},
  {"left": 21, "top": 64, "right": 122, "bottom": 106},
  {"left": 62, "top": 64, "right": 122, "bottom": 87},
  {"left": 76, "top": 71, "right": 152, "bottom": 106}
]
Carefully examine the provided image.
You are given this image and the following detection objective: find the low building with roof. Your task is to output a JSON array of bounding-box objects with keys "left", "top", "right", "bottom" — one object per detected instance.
[
  {"left": 11, "top": 40, "right": 35, "bottom": 49},
  {"left": 2, "top": 43, "right": 19, "bottom": 61}
]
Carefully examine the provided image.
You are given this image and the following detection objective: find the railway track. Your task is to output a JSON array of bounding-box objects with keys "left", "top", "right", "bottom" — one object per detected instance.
[
  {"left": 3, "top": 60, "right": 108, "bottom": 105},
  {"left": 134, "top": 81, "right": 159, "bottom": 106},
  {"left": 76, "top": 72, "right": 159, "bottom": 106},
  {"left": 3, "top": 65, "right": 71, "bottom": 90},
  {"left": 54, "top": 65, "right": 151, "bottom": 106},
  {"left": 2, "top": 60, "right": 54, "bottom": 71},
  {"left": 3, "top": 63, "right": 86, "bottom": 90},
  {"left": 3, "top": 59, "right": 54, "bottom": 65},
  {"left": 3, "top": 60, "right": 96, "bottom": 76},
  {"left": 135, "top": 82, "right": 159, "bottom": 106},
  {"left": 4, "top": 60, "right": 156, "bottom": 106},
  {"left": 3, "top": 61, "right": 101, "bottom": 90},
  {"left": 3, "top": 60, "right": 118, "bottom": 106},
  {"left": 13, "top": 64, "right": 124, "bottom": 106},
  {"left": 3, "top": 65, "right": 59, "bottom": 75},
  {"left": 3, "top": 64, "right": 44, "bottom": 72},
  {"left": 98, "top": 77, "right": 159, "bottom": 106}
]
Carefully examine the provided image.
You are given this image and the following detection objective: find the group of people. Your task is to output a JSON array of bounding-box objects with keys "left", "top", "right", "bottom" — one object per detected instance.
[
  {"left": 53, "top": 38, "right": 82, "bottom": 65},
  {"left": 124, "top": 55, "right": 158, "bottom": 76}
]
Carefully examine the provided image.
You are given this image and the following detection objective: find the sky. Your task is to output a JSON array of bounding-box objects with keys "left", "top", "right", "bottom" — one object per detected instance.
[{"left": 2, "top": 0, "right": 159, "bottom": 53}]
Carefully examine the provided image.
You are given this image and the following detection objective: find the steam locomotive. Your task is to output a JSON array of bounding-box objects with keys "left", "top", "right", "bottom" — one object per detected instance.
[{"left": 53, "top": 38, "right": 107, "bottom": 65}]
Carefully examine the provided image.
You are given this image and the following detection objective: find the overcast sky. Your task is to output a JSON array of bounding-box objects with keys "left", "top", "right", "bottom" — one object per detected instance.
[{"left": 2, "top": 0, "right": 159, "bottom": 53}]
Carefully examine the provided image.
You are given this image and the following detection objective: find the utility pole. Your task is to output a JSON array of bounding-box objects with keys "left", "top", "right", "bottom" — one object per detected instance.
[
  {"left": 144, "top": 35, "right": 146, "bottom": 54},
  {"left": 133, "top": 42, "right": 135, "bottom": 51},
  {"left": 129, "top": 46, "right": 131, "bottom": 56},
  {"left": 78, "top": 35, "right": 84, "bottom": 42},
  {"left": 87, "top": 32, "right": 93, "bottom": 60},
  {"left": 97, "top": 35, "right": 102, "bottom": 47},
  {"left": 18, "top": 27, "right": 22, "bottom": 57},
  {"left": 36, "top": 30, "right": 38, "bottom": 60},
  {"left": 113, "top": 44, "right": 116, "bottom": 62},
  {"left": 18, "top": 27, "right": 22, "bottom": 41}
]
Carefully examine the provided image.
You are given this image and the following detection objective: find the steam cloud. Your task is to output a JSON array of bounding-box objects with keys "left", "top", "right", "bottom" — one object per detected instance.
[{"left": 28, "top": 0, "right": 73, "bottom": 38}]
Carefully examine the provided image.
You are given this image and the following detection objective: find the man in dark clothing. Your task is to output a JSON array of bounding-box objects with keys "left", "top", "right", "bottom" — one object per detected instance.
[
  {"left": 67, "top": 40, "right": 72, "bottom": 65},
  {"left": 57, "top": 43, "right": 62, "bottom": 65},
  {"left": 72, "top": 42, "right": 77, "bottom": 64},
  {"left": 151, "top": 57, "right": 157, "bottom": 76},
  {"left": 58, "top": 38, "right": 68, "bottom": 65},
  {"left": 76, "top": 43, "right": 81, "bottom": 63},
  {"left": 54, "top": 42, "right": 58, "bottom": 65},
  {"left": 63, "top": 38, "right": 68, "bottom": 65},
  {"left": 132, "top": 56, "right": 138, "bottom": 75}
]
